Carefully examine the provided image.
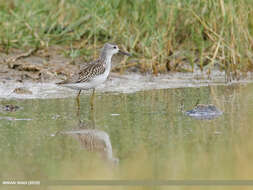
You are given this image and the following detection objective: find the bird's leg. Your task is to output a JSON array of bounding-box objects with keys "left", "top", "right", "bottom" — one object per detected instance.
[
  {"left": 90, "top": 88, "right": 95, "bottom": 128},
  {"left": 76, "top": 90, "right": 81, "bottom": 117},
  {"left": 90, "top": 88, "right": 95, "bottom": 111},
  {"left": 77, "top": 89, "right": 82, "bottom": 98}
]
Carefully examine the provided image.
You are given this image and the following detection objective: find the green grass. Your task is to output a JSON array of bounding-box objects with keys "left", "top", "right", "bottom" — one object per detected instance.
[{"left": 0, "top": 0, "right": 253, "bottom": 77}]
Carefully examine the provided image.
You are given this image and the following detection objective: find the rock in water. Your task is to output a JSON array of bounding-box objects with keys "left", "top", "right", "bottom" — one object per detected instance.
[
  {"left": 185, "top": 104, "right": 223, "bottom": 120},
  {"left": 0, "top": 104, "right": 21, "bottom": 112},
  {"left": 13, "top": 87, "right": 32, "bottom": 94}
]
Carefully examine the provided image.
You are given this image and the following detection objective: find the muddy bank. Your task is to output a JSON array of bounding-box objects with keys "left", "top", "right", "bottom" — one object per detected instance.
[
  {"left": 1, "top": 49, "right": 253, "bottom": 99},
  {"left": 0, "top": 48, "right": 81, "bottom": 83},
  {"left": 1, "top": 72, "right": 253, "bottom": 99},
  {"left": 0, "top": 48, "right": 231, "bottom": 83},
  {"left": 0, "top": 48, "right": 136, "bottom": 83}
]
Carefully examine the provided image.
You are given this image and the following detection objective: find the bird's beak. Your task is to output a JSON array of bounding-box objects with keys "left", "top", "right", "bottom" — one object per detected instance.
[{"left": 119, "top": 50, "right": 131, "bottom": 56}]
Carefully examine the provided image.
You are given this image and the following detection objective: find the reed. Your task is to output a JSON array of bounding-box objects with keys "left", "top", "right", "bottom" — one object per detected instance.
[{"left": 0, "top": 0, "right": 253, "bottom": 78}]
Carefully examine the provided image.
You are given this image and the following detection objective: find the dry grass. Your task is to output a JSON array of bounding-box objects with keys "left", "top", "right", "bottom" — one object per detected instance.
[{"left": 0, "top": 0, "right": 253, "bottom": 79}]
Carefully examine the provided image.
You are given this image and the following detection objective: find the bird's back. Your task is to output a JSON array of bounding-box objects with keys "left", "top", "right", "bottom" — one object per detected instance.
[{"left": 56, "top": 58, "right": 105, "bottom": 85}]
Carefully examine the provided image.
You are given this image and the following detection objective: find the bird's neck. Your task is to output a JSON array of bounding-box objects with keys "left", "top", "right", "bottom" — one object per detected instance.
[{"left": 100, "top": 52, "right": 112, "bottom": 68}]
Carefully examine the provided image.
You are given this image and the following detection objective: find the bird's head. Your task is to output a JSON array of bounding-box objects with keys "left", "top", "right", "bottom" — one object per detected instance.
[{"left": 102, "top": 43, "right": 131, "bottom": 57}]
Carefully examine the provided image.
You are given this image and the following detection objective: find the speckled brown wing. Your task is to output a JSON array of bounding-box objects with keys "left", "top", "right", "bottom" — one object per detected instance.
[{"left": 76, "top": 62, "right": 105, "bottom": 83}]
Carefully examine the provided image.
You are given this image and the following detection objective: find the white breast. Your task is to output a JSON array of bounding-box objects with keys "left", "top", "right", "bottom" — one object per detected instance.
[{"left": 92, "top": 56, "right": 111, "bottom": 83}]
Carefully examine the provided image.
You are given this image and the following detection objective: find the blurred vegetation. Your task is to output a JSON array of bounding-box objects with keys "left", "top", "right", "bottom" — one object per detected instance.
[{"left": 0, "top": 0, "right": 253, "bottom": 77}]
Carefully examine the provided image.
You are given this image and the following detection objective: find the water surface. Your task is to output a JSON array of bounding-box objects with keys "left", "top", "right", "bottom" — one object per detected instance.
[{"left": 0, "top": 83, "right": 253, "bottom": 190}]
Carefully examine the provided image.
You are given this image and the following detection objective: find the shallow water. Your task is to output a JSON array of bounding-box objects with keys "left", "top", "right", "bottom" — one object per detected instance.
[{"left": 0, "top": 83, "right": 253, "bottom": 190}]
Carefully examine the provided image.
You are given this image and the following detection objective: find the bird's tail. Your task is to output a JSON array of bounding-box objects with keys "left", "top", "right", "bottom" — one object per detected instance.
[{"left": 56, "top": 80, "right": 67, "bottom": 85}]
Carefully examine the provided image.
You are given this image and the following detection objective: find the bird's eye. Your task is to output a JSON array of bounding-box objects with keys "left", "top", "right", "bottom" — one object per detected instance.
[{"left": 113, "top": 46, "right": 117, "bottom": 49}]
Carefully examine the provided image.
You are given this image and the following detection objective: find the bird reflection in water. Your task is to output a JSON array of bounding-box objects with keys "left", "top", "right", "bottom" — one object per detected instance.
[{"left": 58, "top": 121, "right": 118, "bottom": 165}]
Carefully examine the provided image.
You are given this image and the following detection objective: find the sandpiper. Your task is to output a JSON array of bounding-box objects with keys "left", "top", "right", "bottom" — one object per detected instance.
[{"left": 57, "top": 43, "right": 130, "bottom": 109}]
